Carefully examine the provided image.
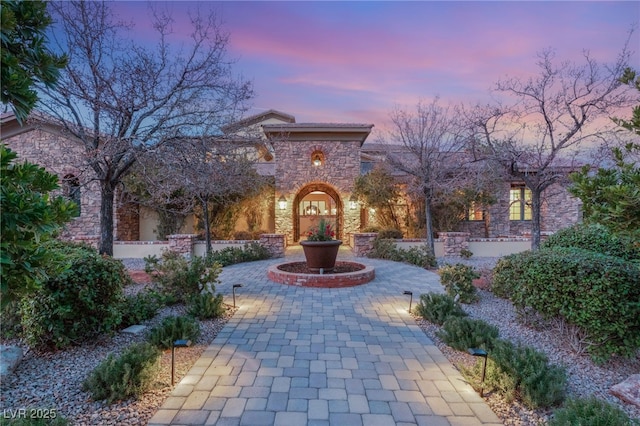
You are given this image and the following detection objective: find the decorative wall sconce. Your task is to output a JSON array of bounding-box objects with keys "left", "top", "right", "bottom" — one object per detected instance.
[
  {"left": 349, "top": 194, "right": 358, "bottom": 210},
  {"left": 311, "top": 150, "right": 324, "bottom": 167},
  {"left": 278, "top": 195, "right": 287, "bottom": 210}
]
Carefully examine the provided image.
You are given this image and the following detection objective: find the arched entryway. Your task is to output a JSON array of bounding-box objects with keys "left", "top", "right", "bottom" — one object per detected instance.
[{"left": 293, "top": 183, "right": 343, "bottom": 242}]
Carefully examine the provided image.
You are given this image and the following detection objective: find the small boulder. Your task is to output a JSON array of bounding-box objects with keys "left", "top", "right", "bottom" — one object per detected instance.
[
  {"left": 0, "top": 345, "right": 23, "bottom": 379},
  {"left": 610, "top": 374, "right": 640, "bottom": 408}
]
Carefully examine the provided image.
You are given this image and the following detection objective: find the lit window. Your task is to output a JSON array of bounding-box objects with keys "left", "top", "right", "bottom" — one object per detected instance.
[
  {"left": 467, "top": 203, "right": 484, "bottom": 221},
  {"left": 509, "top": 186, "right": 531, "bottom": 221}
]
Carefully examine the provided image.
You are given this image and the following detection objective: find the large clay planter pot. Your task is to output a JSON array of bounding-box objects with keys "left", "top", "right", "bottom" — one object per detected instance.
[{"left": 300, "top": 240, "right": 343, "bottom": 272}]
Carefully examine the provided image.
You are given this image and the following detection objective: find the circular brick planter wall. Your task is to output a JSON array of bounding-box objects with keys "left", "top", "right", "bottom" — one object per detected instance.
[{"left": 267, "top": 262, "right": 375, "bottom": 288}]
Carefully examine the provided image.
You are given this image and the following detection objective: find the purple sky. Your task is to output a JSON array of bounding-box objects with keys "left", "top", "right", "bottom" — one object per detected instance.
[{"left": 112, "top": 1, "right": 639, "bottom": 135}]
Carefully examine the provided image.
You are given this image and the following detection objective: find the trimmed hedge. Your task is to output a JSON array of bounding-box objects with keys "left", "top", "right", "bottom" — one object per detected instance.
[
  {"left": 542, "top": 223, "right": 639, "bottom": 261},
  {"left": 20, "top": 242, "right": 128, "bottom": 350},
  {"left": 492, "top": 247, "right": 640, "bottom": 362}
]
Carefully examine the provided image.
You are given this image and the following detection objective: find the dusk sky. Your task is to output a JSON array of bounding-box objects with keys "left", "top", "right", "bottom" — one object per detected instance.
[{"left": 110, "top": 2, "right": 638, "bottom": 136}]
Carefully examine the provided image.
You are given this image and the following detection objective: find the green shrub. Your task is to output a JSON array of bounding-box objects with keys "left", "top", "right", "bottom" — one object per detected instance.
[
  {"left": 543, "top": 223, "right": 640, "bottom": 261},
  {"left": 438, "top": 263, "right": 480, "bottom": 303},
  {"left": 491, "top": 251, "right": 535, "bottom": 299},
  {"left": 120, "top": 290, "right": 163, "bottom": 327},
  {"left": 209, "top": 242, "right": 271, "bottom": 266},
  {"left": 377, "top": 228, "right": 403, "bottom": 239},
  {"left": 233, "top": 230, "right": 253, "bottom": 240},
  {"left": 145, "top": 251, "right": 221, "bottom": 303},
  {"left": 82, "top": 342, "right": 161, "bottom": 403},
  {"left": 147, "top": 315, "right": 200, "bottom": 350},
  {"left": 187, "top": 292, "right": 224, "bottom": 319},
  {"left": 549, "top": 397, "right": 637, "bottom": 426},
  {"left": 437, "top": 317, "right": 499, "bottom": 352},
  {"left": 0, "top": 415, "right": 70, "bottom": 426},
  {"left": 368, "top": 238, "right": 436, "bottom": 269},
  {"left": 460, "top": 248, "right": 473, "bottom": 259},
  {"left": 493, "top": 247, "right": 640, "bottom": 362},
  {"left": 20, "top": 242, "right": 127, "bottom": 350},
  {"left": 0, "top": 300, "right": 22, "bottom": 339},
  {"left": 361, "top": 226, "right": 380, "bottom": 233},
  {"left": 414, "top": 293, "right": 467, "bottom": 325},
  {"left": 402, "top": 245, "right": 437, "bottom": 269},
  {"left": 488, "top": 339, "right": 566, "bottom": 408}
]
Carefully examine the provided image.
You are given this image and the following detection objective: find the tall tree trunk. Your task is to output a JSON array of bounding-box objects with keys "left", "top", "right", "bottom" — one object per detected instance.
[
  {"left": 424, "top": 193, "right": 435, "bottom": 255},
  {"left": 202, "top": 197, "right": 212, "bottom": 255},
  {"left": 531, "top": 188, "right": 542, "bottom": 250},
  {"left": 99, "top": 181, "right": 115, "bottom": 256}
]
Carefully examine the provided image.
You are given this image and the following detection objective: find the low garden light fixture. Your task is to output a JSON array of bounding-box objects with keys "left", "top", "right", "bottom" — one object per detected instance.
[
  {"left": 403, "top": 290, "right": 413, "bottom": 313},
  {"left": 349, "top": 194, "right": 358, "bottom": 210},
  {"left": 468, "top": 348, "right": 488, "bottom": 397},
  {"left": 172, "top": 339, "right": 192, "bottom": 386},
  {"left": 278, "top": 195, "right": 287, "bottom": 210},
  {"left": 232, "top": 283, "right": 243, "bottom": 308}
]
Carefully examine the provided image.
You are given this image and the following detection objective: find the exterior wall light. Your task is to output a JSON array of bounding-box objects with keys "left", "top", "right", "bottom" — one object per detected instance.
[
  {"left": 311, "top": 150, "right": 324, "bottom": 167},
  {"left": 349, "top": 195, "right": 358, "bottom": 210},
  {"left": 403, "top": 290, "right": 413, "bottom": 313},
  {"left": 278, "top": 195, "right": 287, "bottom": 210},
  {"left": 468, "top": 348, "right": 488, "bottom": 397},
  {"left": 232, "top": 283, "right": 243, "bottom": 308},
  {"left": 172, "top": 339, "right": 192, "bottom": 386}
]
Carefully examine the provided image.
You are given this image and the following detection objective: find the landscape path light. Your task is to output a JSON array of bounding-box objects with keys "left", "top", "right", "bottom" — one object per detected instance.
[
  {"left": 232, "top": 283, "right": 243, "bottom": 308},
  {"left": 172, "top": 339, "right": 192, "bottom": 386},
  {"left": 403, "top": 290, "right": 413, "bottom": 313},
  {"left": 468, "top": 348, "right": 488, "bottom": 397}
]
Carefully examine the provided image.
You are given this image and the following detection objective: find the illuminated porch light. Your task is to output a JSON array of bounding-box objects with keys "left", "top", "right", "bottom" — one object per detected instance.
[
  {"left": 349, "top": 194, "right": 358, "bottom": 210},
  {"left": 312, "top": 154, "right": 323, "bottom": 166},
  {"left": 278, "top": 195, "right": 287, "bottom": 210}
]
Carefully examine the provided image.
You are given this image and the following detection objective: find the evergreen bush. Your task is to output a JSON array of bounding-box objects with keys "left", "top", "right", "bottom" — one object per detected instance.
[
  {"left": 210, "top": 242, "right": 271, "bottom": 266},
  {"left": 437, "top": 317, "right": 499, "bottom": 351},
  {"left": 120, "top": 290, "right": 163, "bottom": 327},
  {"left": 187, "top": 293, "right": 224, "bottom": 319},
  {"left": 414, "top": 293, "right": 467, "bottom": 325},
  {"left": 147, "top": 315, "right": 200, "bottom": 350},
  {"left": 438, "top": 263, "right": 480, "bottom": 303},
  {"left": 377, "top": 228, "right": 403, "bottom": 239},
  {"left": 144, "top": 251, "right": 221, "bottom": 303},
  {"left": 368, "top": 238, "right": 436, "bottom": 268},
  {"left": 493, "top": 247, "right": 640, "bottom": 362},
  {"left": 543, "top": 223, "right": 639, "bottom": 261},
  {"left": 20, "top": 242, "right": 127, "bottom": 350},
  {"left": 549, "top": 397, "right": 637, "bottom": 426},
  {"left": 82, "top": 342, "right": 161, "bottom": 403},
  {"left": 466, "top": 339, "right": 566, "bottom": 409}
]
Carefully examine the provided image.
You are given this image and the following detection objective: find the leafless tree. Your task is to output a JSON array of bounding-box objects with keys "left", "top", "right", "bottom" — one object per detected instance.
[
  {"left": 37, "top": 1, "right": 253, "bottom": 254},
  {"left": 134, "top": 137, "right": 267, "bottom": 254},
  {"left": 464, "top": 38, "right": 635, "bottom": 249},
  {"left": 383, "top": 98, "right": 471, "bottom": 254}
]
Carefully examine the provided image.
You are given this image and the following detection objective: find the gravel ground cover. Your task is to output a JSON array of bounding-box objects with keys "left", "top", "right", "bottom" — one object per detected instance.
[{"left": 1, "top": 257, "right": 638, "bottom": 425}]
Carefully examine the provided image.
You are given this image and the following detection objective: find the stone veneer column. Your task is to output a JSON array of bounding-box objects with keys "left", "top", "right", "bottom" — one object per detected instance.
[
  {"left": 168, "top": 234, "right": 196, "bottom": 258},
  {"left": 259, "top": 234, "right": 287, "bottom": 258},
  {"left": 439, "top": 232, "right": 470, "bottom": 256},
  {"left": 352, "top": 233, "right": 378, "bottom": 257}
]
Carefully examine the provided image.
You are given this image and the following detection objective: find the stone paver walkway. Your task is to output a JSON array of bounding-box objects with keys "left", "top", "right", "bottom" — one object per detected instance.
[{"left": 149, "top": 247, "right": 501, "bottom": 426}]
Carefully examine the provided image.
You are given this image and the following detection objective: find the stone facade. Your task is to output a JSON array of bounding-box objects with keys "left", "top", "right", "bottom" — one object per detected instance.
[
  {"left": 458, "top": 181, "right": 582, "bottom": 238},
  {"left": 258, "top": 234, "right": 287, "bottom": 258},
  {"left": 2, "top": 121, "right": 102, "bottom": 241},
  {"left": 264, "top": 124, "right": 373, "bottom": 244}
]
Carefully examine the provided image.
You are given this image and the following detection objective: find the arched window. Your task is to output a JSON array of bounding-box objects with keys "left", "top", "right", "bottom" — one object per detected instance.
[{"left": 63, "top": 174, "right": 81, "bottom": 216}]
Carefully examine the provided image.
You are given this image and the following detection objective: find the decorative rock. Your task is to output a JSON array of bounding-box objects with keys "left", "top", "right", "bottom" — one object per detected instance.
[
  {"left": 122, "top": 325, "right": 147, "bottom": 335},
  {"left": 0, "top": 345, "right": 23, "bottom": 378},
  {"left": 610, "top": 374, "right": 640, "bottom": 408}
]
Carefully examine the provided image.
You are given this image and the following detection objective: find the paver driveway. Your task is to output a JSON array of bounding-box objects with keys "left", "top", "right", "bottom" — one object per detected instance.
[{"left": 148, "top": 247, "right": 501, "bottom": 426}]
